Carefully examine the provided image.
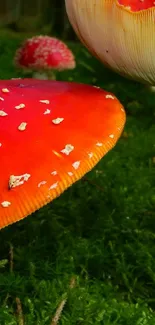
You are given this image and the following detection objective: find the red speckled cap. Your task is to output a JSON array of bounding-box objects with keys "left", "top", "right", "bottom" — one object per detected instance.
[
  {"left": 14, "top": 35, "right": 76, "bottom": 71},
  {"left": 0, "top": 79, "right": 126, "bottom": 229}
]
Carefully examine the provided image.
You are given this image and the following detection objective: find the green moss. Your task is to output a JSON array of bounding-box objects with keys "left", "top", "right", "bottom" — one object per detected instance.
[{"left": 0, "top": 32, "right": 155, "bottom": 324}]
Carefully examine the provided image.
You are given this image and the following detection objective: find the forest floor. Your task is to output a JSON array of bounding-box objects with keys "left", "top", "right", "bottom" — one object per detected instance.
[{"left": 0, "top": 30, "right": 155, "bottom": 324}]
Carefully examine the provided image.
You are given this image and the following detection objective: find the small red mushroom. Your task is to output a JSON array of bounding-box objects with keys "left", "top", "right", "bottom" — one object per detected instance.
[
  {"left": 65, "top": 0, "right": 155, "bottom": 85},
  {"left": 0, "top": 79, "right": 126, "bottom": 229},
  {"left": 14, "top": 36, "right": 76, "bottom": 80}
]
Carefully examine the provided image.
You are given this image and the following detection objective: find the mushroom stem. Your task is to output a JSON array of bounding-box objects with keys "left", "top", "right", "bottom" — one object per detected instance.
[
  {"left": 32, "top": 71, "right": 49, "bottom": 80},
  {"left": 32, "top": 71, "right": 56, "bottom": 80},
  {"left": 47, "top": 70, "right": 56, "bottom": 80}
]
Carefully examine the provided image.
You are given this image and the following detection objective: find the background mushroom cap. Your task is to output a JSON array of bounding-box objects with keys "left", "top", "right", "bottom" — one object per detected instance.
[
  {"left": 14, "top": 35, "right": 76, "bottom": 71},
  {"left": 65, "top": 0, "right": 155, "bottom": 85},
  {"left": 0, "top": 79, "right": 126, "bottom": 229}
]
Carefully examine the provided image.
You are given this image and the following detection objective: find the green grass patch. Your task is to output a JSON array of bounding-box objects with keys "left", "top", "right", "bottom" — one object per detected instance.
[{"left": 0, "top": 31, "right": 155, "bottom": 324}]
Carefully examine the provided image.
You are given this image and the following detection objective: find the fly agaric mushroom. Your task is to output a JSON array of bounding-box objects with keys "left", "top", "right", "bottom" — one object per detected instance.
[
  {"left": 0, "top": 79, "right": 125, "bottom": 229},
  {"left": 14, "top": 36, "right": 76, "bottom": 80},
  {"left": 65, "top": 0, "right": 155, "bottom": 85}
]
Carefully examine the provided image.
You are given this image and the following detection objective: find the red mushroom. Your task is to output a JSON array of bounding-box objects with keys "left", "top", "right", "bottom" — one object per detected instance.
[
  {"left": 0, "top": 79, "right": 126, "bottom": 229},
  {"left": 14, "top": 36, "right": 76, "bottom": 80},
  {"left": 65, "top": 0, "right": 155, "bottom": 85}
]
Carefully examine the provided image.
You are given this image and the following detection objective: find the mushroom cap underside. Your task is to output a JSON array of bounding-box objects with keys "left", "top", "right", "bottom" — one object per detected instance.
[
  {"left": 65, "top": 0, "right": 155, "bottom": 85},
  {"left": 0, "top": 79, "right": 126, "bottom": 229}
]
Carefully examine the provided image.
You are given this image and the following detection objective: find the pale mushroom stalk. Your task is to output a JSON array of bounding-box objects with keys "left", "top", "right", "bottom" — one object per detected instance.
[
  {"left": 32, "top": 70, "right": 56, "bottom": 80},
  {"left": 32, "top": 71, "right": 50, "bottom": 80},
  {"left": 46, "top": 70, "right": 56, "bottom": 80}
]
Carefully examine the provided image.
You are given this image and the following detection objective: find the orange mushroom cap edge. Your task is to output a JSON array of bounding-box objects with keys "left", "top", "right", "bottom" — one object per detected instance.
[{"left": 0, "top": 79, "right": 126, "bottom": 230}]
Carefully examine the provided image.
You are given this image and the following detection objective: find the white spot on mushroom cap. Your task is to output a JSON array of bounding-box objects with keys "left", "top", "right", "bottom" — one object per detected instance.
[
  {"left": 9, "top": 174, "right": 31, "bottom": 189},
  {"left": 96, "top": 142, "right": 103, "bottom": 147},
  {"left": 1, "top": 201, "right": 11, "bottom": 207},
  {"left": 38, "top": 181, "right": 47, "bottom": 187},
  {"left": 39, "top": 99, "right": 50, "bottom": 104},
  {"left": 105, "top": 94, "right": 115, "bottom": 99},
  {"left": 44, "top": 109, "right": 51, "bottom": 115},
  {"left": 49, "top": 182, "right": 58, "bottom": 190},
  {"left": 72, "top": 161, "right": 80, "bottom": 169},
  {"left": 68, "top": 171, "right": 73, "bottom": 176},
  {"left": 125, "top": 5, "right": 131, "bottom": 9},
  {"left": 0, "top": 143, "right": 2, "bottom": 147},
  {"left": 109, "top": 134, "right": 114, "bottom": 138},
  {"left": 61, "top": 144, "right": 74, "bottom": 155},
  {"left": 2, "top": 88, "right": 9, "bottom": 93},
  {"left": 52, "top": 117, "right": 64, "bottom": 125},
  {"left": 51, "top": 171, "right": 57, "bottom": 175},
  {"left": 88, "top": 152, "right": 93, "bottom": 158},
  {"left": 15, "top": 103, "right": 25, "bottom": 109},
  {"left": 18, "top": 122, "right": 27, "bottom": 131},
  {"left": 0, "top": 97, "right": 4, "bottom": 101},
  {"left": 0, "top": 110, "right": 8, "bottom": 116}
]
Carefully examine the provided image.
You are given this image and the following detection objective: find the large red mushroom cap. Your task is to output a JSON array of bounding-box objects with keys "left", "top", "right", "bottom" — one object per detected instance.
[
  {"left": 65, "top": 0, "right": 155, "bottom": 85},
  {"left": 0, "top": 79, "right": 126, "bottom": 229},
  {"left": 14, "top": 36, "right": 76, "bottom": 79}
]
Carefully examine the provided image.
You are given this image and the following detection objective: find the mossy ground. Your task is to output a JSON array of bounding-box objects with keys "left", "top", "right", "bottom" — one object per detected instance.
[{"left": 0, "top": 31, "right": 155, "bottom": 324}]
